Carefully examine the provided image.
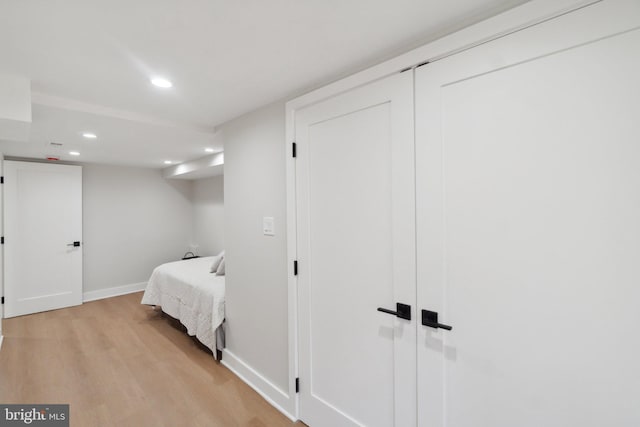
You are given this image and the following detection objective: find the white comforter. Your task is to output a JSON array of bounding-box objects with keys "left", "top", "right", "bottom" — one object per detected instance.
[{"left": 141, "top": 256, "right": 225, "bottom": 358}]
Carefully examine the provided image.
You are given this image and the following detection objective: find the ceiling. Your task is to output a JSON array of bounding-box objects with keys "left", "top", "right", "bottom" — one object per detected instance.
[{"left": 0, "top": 0, "right": 528, "bottom": 169}]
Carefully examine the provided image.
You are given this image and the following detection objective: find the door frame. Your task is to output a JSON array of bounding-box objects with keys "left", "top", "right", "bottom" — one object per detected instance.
[
  {"left": 3, "top": 160, "right": 83, "bottom": 318},
  {"left": 283, "top": 0, "right": 599, "bottom": 421},
  {"left": 0, "top": 153, "right": 3, "bottom": 348}
]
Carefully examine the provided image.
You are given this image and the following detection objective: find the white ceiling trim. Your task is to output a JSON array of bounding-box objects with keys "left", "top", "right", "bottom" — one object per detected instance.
[{"left": 163, "top": 152, "right": 224, "bottom": 180}]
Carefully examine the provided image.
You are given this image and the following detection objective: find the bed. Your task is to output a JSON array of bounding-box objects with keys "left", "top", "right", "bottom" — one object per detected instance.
[{"left": 141, "top": 256, "right": 225, "bottom": 359}]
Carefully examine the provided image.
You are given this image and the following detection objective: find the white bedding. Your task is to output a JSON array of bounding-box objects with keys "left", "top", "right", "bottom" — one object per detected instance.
[{"left": 141, "top": 256, "right": 225, "bottom": 358}]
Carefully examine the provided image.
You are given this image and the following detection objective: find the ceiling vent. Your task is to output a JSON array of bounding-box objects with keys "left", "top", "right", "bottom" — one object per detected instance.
[{"left": 46, "top": 142, "right": 63, "bottom": 161}]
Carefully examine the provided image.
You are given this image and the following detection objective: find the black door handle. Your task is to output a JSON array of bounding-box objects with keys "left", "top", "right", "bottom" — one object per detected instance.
[
  {"left": 421, "top": 309, "right": 452, "bottom": 330},
  {"left": 377, "top": 303, "right": 411, "bottom": 321},
  {"left": 66, "top": 241, "right": 81, "bottom": 247}
]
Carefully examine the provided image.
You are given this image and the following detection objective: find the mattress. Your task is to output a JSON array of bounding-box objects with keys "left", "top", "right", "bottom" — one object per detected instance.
[{"left": 141, "top": 256, "right": 225, "bottom": 358}]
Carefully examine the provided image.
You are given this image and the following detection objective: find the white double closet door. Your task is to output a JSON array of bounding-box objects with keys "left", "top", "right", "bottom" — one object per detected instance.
[{"left": 296, "top": 1, "right": 640, "bottom": 426}]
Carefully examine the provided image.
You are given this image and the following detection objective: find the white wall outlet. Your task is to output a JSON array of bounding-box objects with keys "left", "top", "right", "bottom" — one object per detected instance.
[{"left": 263, "top": 217, "right": 275, "bottom": 236}]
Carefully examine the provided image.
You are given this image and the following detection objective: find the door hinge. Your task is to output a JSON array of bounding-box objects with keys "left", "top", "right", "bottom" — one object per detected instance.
[
  {"left": 292, "top": 142, "right": 297, "bottom": 158},
  {"left": 293, "top": 260, "right": 298, "bottom": 276},
  {"left": 0, "top": 176, "right": 3, "bottom": 184},
  {"left": 401, "top": 60, "right": 429, "bottom": 73},
  {"left": 1, "top": 236, "right": 4, "bottom": 244},
  {"left": 1, "top": 297, "right": 4, "bottom": 305},
  {"left": 295, "top": 377, "right": 300, "bottom": 393}
]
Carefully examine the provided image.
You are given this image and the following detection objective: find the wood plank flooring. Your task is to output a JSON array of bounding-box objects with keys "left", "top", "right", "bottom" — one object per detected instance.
[{"left": 0, "top": 292, "right": 304, "bottom": 427}]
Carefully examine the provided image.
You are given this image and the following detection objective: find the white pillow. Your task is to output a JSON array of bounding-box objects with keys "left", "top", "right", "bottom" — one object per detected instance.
[
  {"left": 210, "top": 255, "right": 223, "bottom": 273},
  {"left": 216, "top": 259, "right": 225, "bottom": 276}
]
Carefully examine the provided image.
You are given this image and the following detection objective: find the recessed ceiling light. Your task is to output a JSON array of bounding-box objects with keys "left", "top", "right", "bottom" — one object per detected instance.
[
  {"left": 82, "top": 133, "right": 97, "bottom": 139},
  {"left": 164, "top": 160, "right": 173, "bottom": 165},
  {"left": 151, "top": 77, "right": 173, "bottom": 88},
  {"left": 205, "top": 148, "right": 215, "bottom": 153},
  {"left": 69, "top": 151, "right": 80, "bottom": 156}
]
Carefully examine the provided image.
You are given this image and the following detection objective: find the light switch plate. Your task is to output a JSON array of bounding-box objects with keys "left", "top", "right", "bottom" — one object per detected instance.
[{"left": 263, "top": 217, "right": 275, "bottom": 236}]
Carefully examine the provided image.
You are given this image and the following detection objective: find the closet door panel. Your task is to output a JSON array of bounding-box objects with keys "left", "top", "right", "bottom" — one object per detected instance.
[
  {"left": 296, "top": 71, "right": 415, "bottom": 427},
  {"left": 415, "top": 1, "right": 640, "bottom": 426}
]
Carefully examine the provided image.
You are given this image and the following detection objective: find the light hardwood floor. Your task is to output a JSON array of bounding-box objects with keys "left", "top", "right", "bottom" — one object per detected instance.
[{"left": 0, "top": 292, "right": 304, "bottom": 427}]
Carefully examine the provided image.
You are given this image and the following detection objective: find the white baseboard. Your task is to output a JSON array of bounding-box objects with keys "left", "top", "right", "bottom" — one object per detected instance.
[
  {"left": 221, "top": 349, "right": 297, "bottom": 421},
  {"left": 83, "top": 282, "right": 147, "bottom": 303}
]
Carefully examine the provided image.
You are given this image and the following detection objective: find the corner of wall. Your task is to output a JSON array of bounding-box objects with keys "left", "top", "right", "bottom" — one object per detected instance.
[{"left": 221, "top": 101, "right": 297, "bottom": 419}]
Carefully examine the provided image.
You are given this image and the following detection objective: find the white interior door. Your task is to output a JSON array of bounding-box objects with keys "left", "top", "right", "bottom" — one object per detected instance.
[
  {"left": 296, "top": 71, "right": 415, "bottom": 427},
  {"left": 0, "top": 153, "right": 3, "bottom": 332},
  {"left": 4, "top": 161, "right": 83, "bottom": 318},
  {"left": 415, "top": 1, "right": 640, "bottom": 426}
]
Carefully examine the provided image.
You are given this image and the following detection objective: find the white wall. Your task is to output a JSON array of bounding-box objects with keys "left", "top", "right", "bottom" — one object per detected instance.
[
  {"left": 192, "top": 175, "right": 225, "bottom": 256},
  {"left": 0, "top": 74, "right": 31, "bottom": 142},
  {"left": 0, "top": 74, "right": 30, "bottom": 123},
  {"left": 222, "top": 102, "right": 290, "bottom": 399},
  {"left": 82, "top": 163, "right": 193, "bottom": 293}
]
